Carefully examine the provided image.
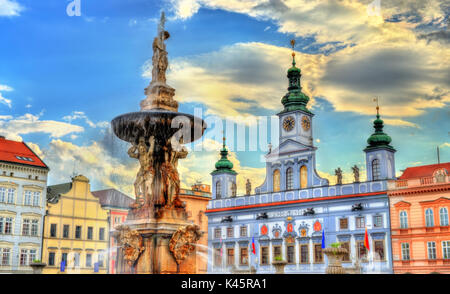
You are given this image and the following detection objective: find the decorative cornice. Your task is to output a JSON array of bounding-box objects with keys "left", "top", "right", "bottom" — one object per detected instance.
[{"left": 388, "top": 183, "right": 450, "bottom": 196}]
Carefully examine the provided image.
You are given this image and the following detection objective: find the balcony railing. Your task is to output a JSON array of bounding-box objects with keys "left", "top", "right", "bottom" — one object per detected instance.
[{"left": 391, "top": 175, "right": 449, "bottom": 190}]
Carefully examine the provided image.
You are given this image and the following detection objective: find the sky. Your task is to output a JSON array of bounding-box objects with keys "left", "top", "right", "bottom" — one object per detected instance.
[{"left": 0, "top": 0, "right": 449, "bottom": 196}]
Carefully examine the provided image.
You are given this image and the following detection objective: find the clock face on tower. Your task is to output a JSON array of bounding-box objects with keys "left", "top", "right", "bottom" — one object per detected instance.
[
  {"left": 283, "top": 116, "right": 295, "bottom": 131},
  {"left": 301, "top": 115, "right": 311, "bottom": 131}
]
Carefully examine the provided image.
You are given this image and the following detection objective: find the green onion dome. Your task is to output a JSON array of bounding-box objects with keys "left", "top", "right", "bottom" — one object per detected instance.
[
  {"left": 280, "top": 51, "right": 312, "bottom": 114},
  {"left": 211, "top": 138, "right": 237, "bottom": 175},
  {"left": 365, "top": 111, "right": 396, "bottom": 152}
]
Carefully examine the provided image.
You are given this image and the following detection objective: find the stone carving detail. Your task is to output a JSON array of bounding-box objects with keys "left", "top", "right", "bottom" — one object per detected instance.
[
  {"left": 115, "top": 225, "right": 145, "bottom": 266},
  {"left": 352, "top": 165, "right": 360, "bottom": 183},
  {"left": 245, "top": 179, "right": 252, "bottom": 195},
  {"left": 169, "top": 224, "right": 202, "bottom": 265},
  {"left": 335, "top": 167, "right": 343, "bottom": 185}
]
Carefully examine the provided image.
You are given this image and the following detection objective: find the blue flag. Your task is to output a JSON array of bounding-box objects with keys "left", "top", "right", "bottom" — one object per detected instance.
[
  {"left": 60, "top": 260, "right": 65, "bottom": 272},
  {"left": 321, "top": 230, "right": 325, "bottom": 249},
  {"left": 94, "top": 262, "right": 99, "bottom": 273}
]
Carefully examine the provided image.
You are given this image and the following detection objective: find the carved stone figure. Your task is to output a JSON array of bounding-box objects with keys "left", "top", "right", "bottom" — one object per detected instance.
[
  {"left": 151, "top": 12, "right": 170, "bottom": 85},
  {"left": 246, "top": 179, "right": 251, "bottom": 195},
  {"left": 169, "top": 224, "right": 202, "bottom": 267},
  {"left": 352, "top": 165, "right": 360, "bottom": 183},
  {"left": 115, "top": 225, "right": 145, "bottom": 267},
  {"left": 335, "top": 167, "right": 343, "bottom": 185},
  {"left": 128, "top": 136, "right": 155, "bottom": 207}
]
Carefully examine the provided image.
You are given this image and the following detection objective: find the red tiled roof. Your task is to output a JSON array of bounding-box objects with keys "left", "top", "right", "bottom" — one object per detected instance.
[
  {"left": 399, "top": 162, "right": 450, "bottom": 180},
  {"left": 0, "top": 137, "right": 48, "bottom": 169}
]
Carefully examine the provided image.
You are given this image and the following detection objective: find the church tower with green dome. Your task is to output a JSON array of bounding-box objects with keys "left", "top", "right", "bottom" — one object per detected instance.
[
  {"left": 211, "top": 137, "right": 237, "bottom": 199},
  {"left": 364, "top": 105, "right": 396, "bottom": 181}
]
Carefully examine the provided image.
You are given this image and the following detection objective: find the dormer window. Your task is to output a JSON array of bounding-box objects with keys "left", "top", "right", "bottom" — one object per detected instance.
[{"left": 15, "top": 156, "right": 34, "bottom": 162}]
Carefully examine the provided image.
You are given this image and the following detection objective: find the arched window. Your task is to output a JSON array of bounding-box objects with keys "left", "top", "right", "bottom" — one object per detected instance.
[
  {"left": 440, "top": 207, "right": 449, "bottom": 226},
  {"left": 273, "top": 169, "right": 280, "bottom": 192},
  {"left": 286, "top": 168, "right": 293, "bottom": 190},
  {"left": 216, "top": 181, "right": 222, "bottom": 199},
  {"left": 300, "top": 165, "right": 308, "bottom": 189},
  {"left": 372, "top": 159, "right": 381, "bottom": 180},
  {"left": 425, "top": 208, "right": 434, "bottom": 227},
  {"left": 400, "top": 211, "right": 408, "bottom": 229}
]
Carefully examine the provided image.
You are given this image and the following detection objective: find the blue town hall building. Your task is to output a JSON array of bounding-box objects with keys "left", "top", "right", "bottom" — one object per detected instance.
[{"left": 205, "top": 49, "right": 397, "bottom": 274}]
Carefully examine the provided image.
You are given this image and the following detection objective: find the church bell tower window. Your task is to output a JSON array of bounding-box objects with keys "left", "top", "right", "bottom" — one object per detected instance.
[{"left": 273, "top": 170, "right": 280, "bottom": 192}]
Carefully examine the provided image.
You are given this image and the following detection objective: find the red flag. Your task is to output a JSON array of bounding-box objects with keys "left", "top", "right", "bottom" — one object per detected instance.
[
  {"left": 364, "top": 227, "right": 370, "bottom": 251},
  {"left": 252, "top": 237, "right": 256, "bottom": 255}
]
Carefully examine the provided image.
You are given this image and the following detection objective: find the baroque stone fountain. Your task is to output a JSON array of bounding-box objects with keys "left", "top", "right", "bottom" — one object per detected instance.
[{"left": 111, "top": 12, "right": 206, "bottom": 274}]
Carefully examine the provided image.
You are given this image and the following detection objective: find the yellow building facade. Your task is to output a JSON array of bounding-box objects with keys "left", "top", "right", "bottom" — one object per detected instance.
[{"left": 42, "top": 175, "right": 109, "bottom": 274}]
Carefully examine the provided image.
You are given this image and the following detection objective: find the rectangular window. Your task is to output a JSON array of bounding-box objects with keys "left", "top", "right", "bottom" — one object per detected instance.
[
  {"left": 443, "top": 241, "right": 450, "bottom": 259},
  {"left": 374, "top": 240, "right": 385, "bottom": 261},
  {"left": 20, "top": 249, "right": 28, "bottom": 266},
  {"left": 240, "top": 247, "right": 248, "bottom": 265},
  {"left": 31, "top": 220, "right": 38, "bottom": 236},
  {"left": 33, "top": 192, "right": 40, "bottom": 207},
  {"left": 240, "top": 226, "right": 247, "bottom": 237},
  {"left": 427, "top": 242, "right": 436, "bottom": 260},
  {"left": 98, "top": 252, "right": 104, "bottom": 267},
  {"left": 314, "top": 244, "right": 323, "bottom": 263},
  {"left": 29, "top": 249, "right": 36, "bottom": 264},
  {"left": 50, "top": 224, "right": 57, "bottom": 237},
  {"left": 287, "top": 245, "right": 295, "bottom": 264},
  {"left": 99, "top": 228, "right": 105, "bottom": 241},
  {"left": 340, "top": 242, "right": 350, "bottom": 262},
  {"left": 22, "top": 219, "right": 30, "bottom": 235},
  {"left": 214, "top": 248, "right": 222, "bottom": 267},
  {"left": 24, "top": 191, "right": 32, "bottom": 206},
  {"left": 61, "top": 252, "right": 68, "bottom": 265},
  {"left": 357, "top": 241, "right": 367, "bottom": 260},
  {"left": 261, "top": 247, "right": 269, "bottom": 265},
  {"left": 87, "top": 227, "right": 93, "bottom": 240},
  {"left": 0, "top": 188, "right": 5, "bottom": 202},
  {"left": 1, "top": 248, "right": 10, "bottom": 266},
  {"left": 4, "top": 217, "right": 12, "bottom": 234},
  {"left": 63, "top": 225, "right": 69, "bottom": 238},
  {"left": 48, "top": 252, "right": 55, "bottom": 266},
  {"left": 373, "top": 215, "right": 383, "bottom": 228},
  {"left": 86, "top": 254, "right": 92, "bottom": 267},
  {"left": 300, "top": 244, "right": 309, "bottom": 264},
  {"left": 273, "top": 245, "right": 281, "bottom": 260},
  {"left": 20, "top": 249, "right": 35, "bottom": 266},
  {"left": 75, "top": 226, "right": 82, "bottom": 239},
  {"left": 74, "top": 253, "right": 80, "bottom": 267},
  {"left": 7, "top": 189, "right": 14, "bottom": 204},
  {"left": 227, "top": 227, "right": 233, "bottom": 238},
  {"left": 214, "top": 228, "right": 221, "bottom": 239},
  {"left": 401, "top": 243, "right": 410, "bottom": 260},
  {"left": 356, "top": 217, "right": 365, "bottom": 229},
  {"left": 339, "top": 218, "right": 348, "bottom": 230},
  {"left": 226, "top": 248, "right": 234, "bottom": 266}
]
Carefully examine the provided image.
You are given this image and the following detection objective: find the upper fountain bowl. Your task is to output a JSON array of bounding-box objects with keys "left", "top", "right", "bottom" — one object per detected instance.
[{"left": 111, "top": 110, "right": 206, "bottom": 144}]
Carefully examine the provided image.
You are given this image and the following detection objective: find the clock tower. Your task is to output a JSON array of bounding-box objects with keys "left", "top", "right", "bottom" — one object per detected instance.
[{"left": 278, "top": 41, "right": 314, "bottom": 147}]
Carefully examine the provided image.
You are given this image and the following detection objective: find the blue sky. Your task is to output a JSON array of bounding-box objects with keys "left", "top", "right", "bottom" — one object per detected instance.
[{"left": 0, "top": 0, "right": 449, "bottom": 195}]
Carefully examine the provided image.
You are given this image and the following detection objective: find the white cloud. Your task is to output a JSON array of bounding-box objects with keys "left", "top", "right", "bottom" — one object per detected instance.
[
  {"left": 0, "top": 113, "right": 84, "bottom": 141},
  {"left": 63, "top": 111, "right": 109, "bottom": 128},
  {"left": 0, "top": 84, "right": 13, "bottom": 108},
  {"left": 42, "top": 139, "right": 137, "bottom": 196},
  {"left": 0, "top": 0, "right": 24, "bottom": 17}
]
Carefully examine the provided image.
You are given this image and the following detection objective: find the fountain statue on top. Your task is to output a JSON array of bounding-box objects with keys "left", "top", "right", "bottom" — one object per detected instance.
[{"left": 111, "top": 12, "right": 206, "bottom": 274}]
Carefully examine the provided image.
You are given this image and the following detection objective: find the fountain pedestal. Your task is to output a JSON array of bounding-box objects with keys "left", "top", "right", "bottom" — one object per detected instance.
[
  {"left": 323, "top": 248, "right": 348, "bottom": 274},
  {"left": 115, "top": 208, "right": 201, "bottom": 274}
]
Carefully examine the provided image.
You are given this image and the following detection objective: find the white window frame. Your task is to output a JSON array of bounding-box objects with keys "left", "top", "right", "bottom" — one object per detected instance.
[
  {"left": 400, "top": 211, "right": 408, "bottom": 229},
  {"left": 401, "top": 243, "right": 410, "bottom": 260},
  {"left": 440, "top": 207, "right": 449, "bottom": 226},
  {"left": 425, "top": 208, "right": 434, "bottom": 227},
  {"left": 427, "top": 241, "right": 436, "bottom": 260},
  {"left": 443, "top": 241, "right": 450, "bottom": 260}
]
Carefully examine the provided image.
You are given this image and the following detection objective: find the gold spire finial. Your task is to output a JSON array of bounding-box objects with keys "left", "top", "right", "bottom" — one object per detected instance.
[
  {"left": 373, "top": 97, "right": 380, "bottom": 116},
  {"left": 290, "top": 39, "right": 296, "bottom": 57}
]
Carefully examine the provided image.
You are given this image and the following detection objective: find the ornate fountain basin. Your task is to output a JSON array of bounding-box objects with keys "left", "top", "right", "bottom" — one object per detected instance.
[{"left": 111, "top": 110, "right": 206, "bottom": 144}]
